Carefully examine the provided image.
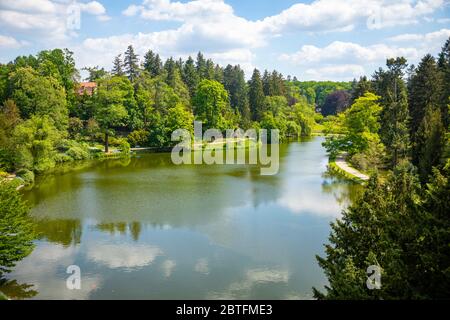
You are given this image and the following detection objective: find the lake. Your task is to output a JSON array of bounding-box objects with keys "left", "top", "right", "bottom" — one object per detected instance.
[{"left": 3, "top": 137, "right": 361, "bottom": 299}]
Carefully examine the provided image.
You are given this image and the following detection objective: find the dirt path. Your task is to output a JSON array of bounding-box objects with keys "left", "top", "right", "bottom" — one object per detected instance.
[{"left": 335, "top": 154, "right": 369, "bottom": 181}]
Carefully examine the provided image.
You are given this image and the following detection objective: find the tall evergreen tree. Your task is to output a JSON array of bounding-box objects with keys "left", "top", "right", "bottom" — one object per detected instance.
[
  {"left": 196, "top": 52, "right": 207, "bottom": 80},
  {"left": 143, "top": 50, "right": 162, "bottom": 77},
  {"left": 262, "top": 70, "right": 272, "bottom": 96},
  {"left": 112, "top": 54, "right": 124, "bottom": 76},
  {"left": 223, "top": 65, "right": 250, "bottom": 125},
  {"left": 182, "top": 56, "right": 199, "bottom": 97},
  {"left": 248, "top": 69, "right": 266, "bottom": 121},
  {"left": 350, "top": 76, "right": 373, "bottom": 103},
  {"left": 408, "top": 54, "right": 444, "bottom": 180},
  {"left": 123, "top": 45, "right": 140, "bottom": 82},
  {"left": 373, "top": 57, "right": 410, "bottom": 168},
  {"left": 438, "top": 37, "right": 450, "bottom": 128}
]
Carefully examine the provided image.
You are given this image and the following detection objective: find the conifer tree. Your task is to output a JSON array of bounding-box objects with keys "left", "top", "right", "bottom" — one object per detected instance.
[
  {"left": 248, "top": 69, "right": 266, "bottom": 121},
  {"left": 112, "top": 54, "right": 124, "bottom": 76},
  {"left": 124, "top": 45, "right": 140, "bottom": 82}
]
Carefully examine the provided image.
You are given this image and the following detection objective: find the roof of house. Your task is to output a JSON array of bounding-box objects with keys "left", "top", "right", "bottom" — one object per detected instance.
[{"left": 78, "top": 82, "right": 97, "bottom": 88}]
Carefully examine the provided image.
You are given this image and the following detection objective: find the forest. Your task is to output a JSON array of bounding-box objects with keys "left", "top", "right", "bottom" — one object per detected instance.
[
  {"left": 0, "top": 35, "right": 449, "bottom": 299},
  {"left": 0, "top": 46, "right": 349, "bottom": 185}
]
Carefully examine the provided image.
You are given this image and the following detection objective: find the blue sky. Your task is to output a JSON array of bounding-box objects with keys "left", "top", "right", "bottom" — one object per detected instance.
[{"left": 0, "top": 0, "right": 449, "bottom": 81}]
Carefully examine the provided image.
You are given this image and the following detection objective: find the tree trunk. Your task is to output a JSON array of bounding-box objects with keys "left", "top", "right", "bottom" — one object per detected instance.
[{"left": 105, "top": 132, "right": 109, "bottom": 153}]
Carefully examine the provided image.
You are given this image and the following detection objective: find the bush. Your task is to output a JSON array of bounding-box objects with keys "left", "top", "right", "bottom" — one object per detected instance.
[
  {"left": 117, "top": 138, "right": 130, "bottom": 154},
  {"left": 16, "top": 169, "right": 35, "bottom": 186},
  {"left": 54, "top": 153, "right": 73, "bottom": 163},
  {"left": 67, "top": 144, "right": 90, "bottom": 160},
  {"left": 127, "top": 130, "right": 149, "bottom": 147}
]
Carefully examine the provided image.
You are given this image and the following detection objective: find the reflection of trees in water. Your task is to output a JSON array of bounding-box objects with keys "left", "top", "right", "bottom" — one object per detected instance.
[
  {"left": 321, "top": 174, "right": 363, "bottom": 207},
  {"left": 246, "top": 144, "right": 288, "bottom": 207},
  {"left": 0, "top": 279, "right": 37, "bottom": 300},
  {"left": 35, "top": 219, "right": 82, "bottom": 247},
  {"left": 96, "top": 221, "right": 142, "bottom": 241},
  {"left": 0, "top": 278, "right": 38, "bottom": 300}
]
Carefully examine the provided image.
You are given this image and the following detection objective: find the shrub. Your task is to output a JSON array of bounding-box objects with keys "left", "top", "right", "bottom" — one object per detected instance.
[
  {"left": 117, "top": 138, "right": 130, "bottom": 154},
  {"left": 16, "top": 169, "right": 35, "bottom": 186},
  {"left": 67, "top": 144, "right": 90, "bottom": 160},
  {"left": 54, "top": 153, "right": 72, "bottom": 163},
  {"left": 127, "top": 130, "right": 149, "bottom": 147}
]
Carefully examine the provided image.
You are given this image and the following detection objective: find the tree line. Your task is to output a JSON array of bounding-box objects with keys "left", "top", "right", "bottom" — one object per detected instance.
[{"left": 0, "top": 46, "right": 330, "bottom": 183}]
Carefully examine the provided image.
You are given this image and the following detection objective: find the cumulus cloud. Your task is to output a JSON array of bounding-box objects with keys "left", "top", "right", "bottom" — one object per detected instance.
[
  {"left": 279, "top": 27, "right": 450, "bottom": 80},
  {"left": 388, "top": 28, "right": 450, "bottom": 44},
  {"left": 280, "top": 41, "right": 420, "bottom": 65},
  {"left": 0, "top": 0, "right": 110, "bottom": 43},
  {"left": 0, "top": 34, "right": 28, "bottom": 48}
]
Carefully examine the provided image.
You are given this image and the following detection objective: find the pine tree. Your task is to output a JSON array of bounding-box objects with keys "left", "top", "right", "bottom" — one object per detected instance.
[
  {"left": 143, "top": 50, "right": 162, "bottom": 77},
  {"left": 196, "top": 52, "right": 207, "bottom": 80},
  {"left": 112, "top": 54, "right": 124, "bottom": 76},
  {"left": 123, "top": 45, "right": 140, "bottom": 82},
  {"left": 314, "top": 164, "right": 450, "bottom": 299},
  {"left": 374, "top": 57, "right": 410, "bottom": 168},
  {"left": 262, "top": 70, "right": 271, "bottom": 96},
  {"left": 350, "top": 76, "right": 373, "bottom": 103},
  {"left": 248, "top": 69, "right": 265, "bottom": 121},
  {"left": 408, "top": 54, "right": 444, "bottom": 177},
  {"left": 182, "top": 56, "right": 199, "bottom": 97},
  {"left": 438, "top": 37, "right": 450, "bottom": 128},
  {"left": 223, "top": 65, "right": 250, "bottom": 125},
  {"left": 416, "top": 105, "right": 445, "bottom": 182},
  {"left": 205, "top": 59, "right": 215, "bottom": 80}
]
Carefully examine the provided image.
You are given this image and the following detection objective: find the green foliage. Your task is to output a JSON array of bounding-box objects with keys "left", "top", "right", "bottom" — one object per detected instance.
[
  {"left": 373, "top": 57, "right": 410, "bottom": 168},
  {"left": 248, "top": 69, "right": 266, "bottom": 121},
  {"left": 0, "top": 100, "right": 22, "bottom": 171},
  {"left": 288, "top": 80, "right": 352, "bottom": 108},
  {"left": 323, "top": 93, "right": 383, "bottom": 157},
  {"left": 16, "top": 169, "right": 34, "bottom": 186},
  {"left": 9, "top": 67, "right": 68, "bottom": 130},
  {"left": 193, "top": 79, "right": 232, "bottom": 130},
  {"left": 0, "top": 182, "right": 36, "bottom": 277},
  {"left": 13, "top": 116, "right": 61, "bottom": 172},
  {"left": 408, "top": 54, "right": 446, "bottom": 182},
  {"left": 315, "top": 165, "right": 450, "bottom": 299},
  {"left": 127, "top": 130, "right": 150, "bottom": 147}
]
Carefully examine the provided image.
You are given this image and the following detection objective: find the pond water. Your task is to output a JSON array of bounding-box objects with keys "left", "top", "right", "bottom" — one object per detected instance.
[{"left": 3, "top": 137, "right": 361, "bottom": 299}]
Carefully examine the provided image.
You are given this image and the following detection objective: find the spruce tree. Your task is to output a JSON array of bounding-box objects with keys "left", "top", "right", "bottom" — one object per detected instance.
[
  {"left": 112, "top": 54, "right": 124, "bottom": 76},
  {"left": 143, "top": 50, "right": 162, "bottom": 77},
  {"left": 350, "top": 76, "right": 373, "bottom": 104},
  {"left": 182, "top": 56, "right": 199, "bottom": 97},
  {"left": 438, "top": 37, "right": 450, "bottom": 128},
  {"left": 408, "top": 54, "right": 444, "bottom": 178},
  {"left": 196, "top": 52, "right": 207, "bottom": 80},
  {"left": 123, "top": 45, "right": 140, "bottom": 82},
  {"left": 248, "top": 69, "right": 265, "bottom": 121},
  {"left": 374, "top": 57, "right": 410, "bottom": 168}
]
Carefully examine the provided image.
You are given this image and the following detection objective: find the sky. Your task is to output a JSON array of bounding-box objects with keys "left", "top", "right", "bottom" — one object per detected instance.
[{"left": 0, "top": 0, "right": 449, "bottom": 81}]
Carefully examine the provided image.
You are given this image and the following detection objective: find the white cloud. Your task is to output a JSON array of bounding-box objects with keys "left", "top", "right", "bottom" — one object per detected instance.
[
  {"left": 0, "top": 0, "right": 110, "bottom": 43},
  {"left": 0, "top": 0, "right": 56, "bottom": 13},
  {"left": 80, "top": 1, "right": 106, "bottom": 15},
  {"left": 124, "top": 0, "right": 444, "bottom": 34},
  {"left": 0, "top": 35, "right": 27, "bottom": 48},
  {"left": 305, "top": 65, "right": 366, "bottom": 81},
  {"left": 388, "top": 28, "right": 450, "bottom": 44},
  {"left": 280, "top": 41, "right": 421, "bottom": 65}
]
